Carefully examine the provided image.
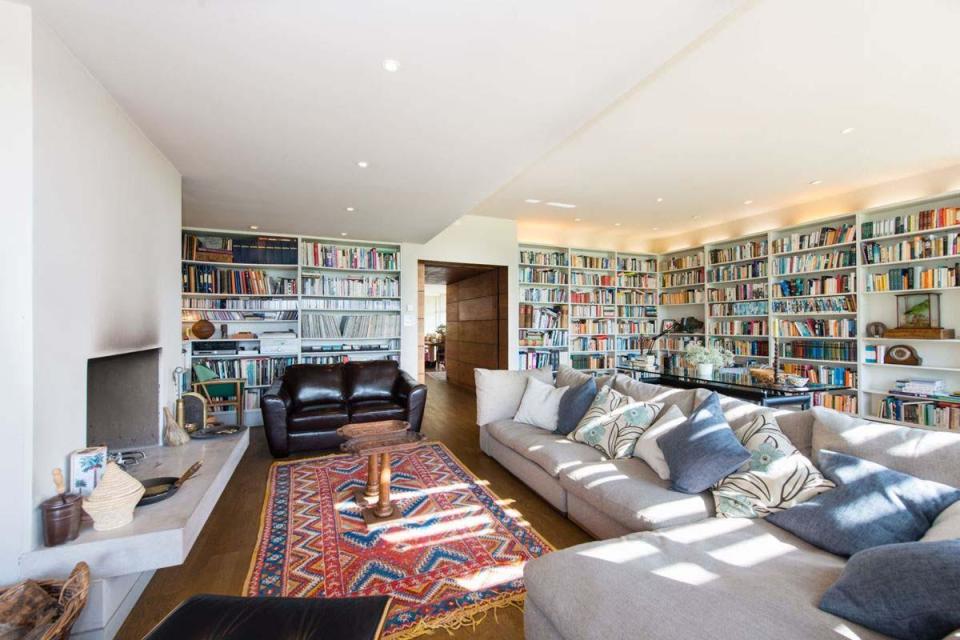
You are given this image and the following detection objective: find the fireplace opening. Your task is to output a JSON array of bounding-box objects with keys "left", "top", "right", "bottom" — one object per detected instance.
[{"left": 86, "top": 347, "right": 161, "bottom": 449}]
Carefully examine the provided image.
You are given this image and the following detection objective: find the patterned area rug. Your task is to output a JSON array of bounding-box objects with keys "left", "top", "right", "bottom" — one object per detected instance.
[{"left": 245, "top": 442, "right": 552, "bottom": 640}]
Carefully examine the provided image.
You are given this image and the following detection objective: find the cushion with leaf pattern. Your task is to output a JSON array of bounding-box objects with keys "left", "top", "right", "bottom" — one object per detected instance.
[
  {"left": 568, "top": 385, "right": 662, "bottom": 459},
  {"left": 712, "top": 413, "right": 835, "bottom": 518}
]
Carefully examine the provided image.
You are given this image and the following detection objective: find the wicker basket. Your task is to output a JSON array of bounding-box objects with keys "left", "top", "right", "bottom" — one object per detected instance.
[{"left": 0, "top": 562, "right": 90, "bottom": 640}]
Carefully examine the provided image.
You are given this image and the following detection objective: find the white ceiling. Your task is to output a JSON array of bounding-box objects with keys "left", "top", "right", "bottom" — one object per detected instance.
[
  {"left": 25, "top": 0, "right": 743, "bottom": 242},
  {"left": 25, "top": 1, "right": 960, "bottom": 245}
]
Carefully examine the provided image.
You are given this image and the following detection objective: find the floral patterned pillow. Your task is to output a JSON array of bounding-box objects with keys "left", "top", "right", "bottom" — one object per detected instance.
[
  {"left": 712, "top": 413, "right": 835, "bottom": 518},
  {"left": 568, "top": 385, "right": 662, "bottom": 458}
]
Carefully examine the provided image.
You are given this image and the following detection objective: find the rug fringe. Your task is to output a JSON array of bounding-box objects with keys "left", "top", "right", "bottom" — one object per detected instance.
[{"left": 383, "top": 592, "right": 526, "bottom": 640}]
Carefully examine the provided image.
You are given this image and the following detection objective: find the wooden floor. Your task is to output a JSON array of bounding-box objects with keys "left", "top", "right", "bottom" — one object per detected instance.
[{"left": 117, "top": 377, "right": 591, "bottom": 639}]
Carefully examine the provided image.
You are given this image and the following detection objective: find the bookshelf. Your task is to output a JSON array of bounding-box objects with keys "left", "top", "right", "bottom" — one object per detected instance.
[
  {"left": 181, "top": 228, "right": 401, "bottom": 425},
  {"left": 519, "top": 244, "right": 570, "bottom": 371},
  {"left": 570, "top": 248, "right": 617, "bottom": 373},
  {"left": 616, "top": 251, "right": 659, "bottom": 369},
  {"left": 658, "top": 247, "right": 706, "bottom": 371}
]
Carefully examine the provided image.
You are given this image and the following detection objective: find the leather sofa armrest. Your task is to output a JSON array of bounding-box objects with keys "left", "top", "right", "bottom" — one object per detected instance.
[
  {"left": 394, "top": 370, "right": 427, "bottom": 432},
  {"left": 261, "top": 379, "right": 292, "bottom": 457}
]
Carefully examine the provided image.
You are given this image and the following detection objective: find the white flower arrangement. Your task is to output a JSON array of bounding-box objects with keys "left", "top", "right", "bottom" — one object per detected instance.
[{"left": 684, "top": 343, "right": 735, "bottom": 367}]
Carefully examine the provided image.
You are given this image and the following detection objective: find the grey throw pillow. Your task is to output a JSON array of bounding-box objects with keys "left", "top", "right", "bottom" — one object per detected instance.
[
  {"left": 819, "top": 540, "right": 960, "bottom": 640},
  {"left": 766, "top": 451, "right": 960, "bottom": 557},
  {"left": 556, "top": 378, "right": 597, "bottom": 435}
]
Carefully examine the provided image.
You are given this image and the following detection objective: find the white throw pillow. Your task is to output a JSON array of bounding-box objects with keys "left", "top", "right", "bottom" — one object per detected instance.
[
  {"left": 568, "top": 386, "right": 662, "bottom": 458},
  {"left": 922, "top": 500, "right": 960, "bottom": 542},
  {"left": 513, "top": 376, "right": 568, "bottom": 431},
  {"left": 712, "top": 413, "right": 835, "bottom": 518},
  {"left": 633, "top": 404, "right": 686, "bottom": 480}
]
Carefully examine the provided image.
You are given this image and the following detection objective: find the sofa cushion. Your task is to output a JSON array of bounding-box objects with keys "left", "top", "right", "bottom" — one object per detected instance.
[
  {"left": 485, "top": 419, "right": 605, "bottom": 477},
  {"left": 556, "top": 365, "right": 613, "bottom": 391},
  {"left": 348, "top": 400, "right": 405, "bottom": 423},
  {"left": 923, "top": 500, "right": 960, "bottom": 542},
  {"left": 523, "top": 517, "right": 886, "bottom": 640},
  {"left": 632, "top": 404, "right": 686, "bottom": 480},
  {"left": 569, "top": 386, "right": 661, "bottom": 458},
  {"left": 287, "top": 403, "right": 349, "bottom": 432},
  {"left": 766, "top": 451, "right": 960, "bottom": 557},
  {"left": 514, "top": 376, "right": 569, "bottom": 431},
  {"left": 474, "top": 368, "right": 554, "bottom": 426},
  {"left": 819, "top": 540, "right": 960, "bottom": 640},
  {"left": 559, "top": 457, "right": 714, "bottom": 531},
  {"left": 556, "top": 378, "right": 597, "bottom": 435},
  {"left": 345, "top": 360, "right": 399, "bottom": 403},
  {"left": 811, "top": 406, "right": 960, "bottom": 487},
  {"left": 284, "top": 364, "right": 345, "bottom": 408}
]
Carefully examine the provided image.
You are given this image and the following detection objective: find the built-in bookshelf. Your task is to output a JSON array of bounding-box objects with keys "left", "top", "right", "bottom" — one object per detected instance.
[
  {"left": 658, "top": 248, "right": 706, "bottom": 371},
  {"left": 181, "top": 228, "right": 401, "bottom": 425},
  {"left": 706, "top": 234, "right": 769, "bottom": 368}
]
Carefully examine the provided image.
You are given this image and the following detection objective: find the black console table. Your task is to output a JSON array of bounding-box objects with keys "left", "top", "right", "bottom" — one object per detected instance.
[{"left": 617, "top": 364, "right": 850, "bottom": 410}]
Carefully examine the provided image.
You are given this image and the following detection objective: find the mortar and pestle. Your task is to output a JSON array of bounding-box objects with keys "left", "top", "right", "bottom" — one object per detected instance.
[{"left": 40, "top": 469, "right": 83, "bottom": 547}]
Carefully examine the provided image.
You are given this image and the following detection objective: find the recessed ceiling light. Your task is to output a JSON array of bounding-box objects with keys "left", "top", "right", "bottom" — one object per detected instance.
[
  {"left": 346, "top": 207, "right": 355, "bottom": 212},
  {"left": 573, "top": 217, "right": 582, "bottom": 222},
  {"left": 524, "top": 199, "right": 542, "bottom": 204},
  {"left": 841, "top": 127, "right": 855, "bottom": 135},
  {"left": 249, "top": 225, "right": 259, "bottom": 230},
  {"left": 743, "top": 200, "right": 753, "bottom": 205},
  {"left": 809, "top": 179, "right": 823, "bottom": 185},
  {"left": 340, "top": 232, "right": 348, "bottom": 236},
  {"left": 614, "top": 222, "right": 622, "bottom": 227},
  {"left": 546, "top": 202, "right": 576, "bottom": 209},
  {"left": 656, "top": 197, "right": 663, "bottom": 203},
  {"left": 382, "top": 59, "right": 400, "bottom": 72},
  {"left": 356, "top": 161, "right": 369, "bottom": 168},
  {"left": 652, "top": 226, "right": 661, "bottom": 231},
  {"left": 693, "top": 215, "right": 701, "bottom": 220}
]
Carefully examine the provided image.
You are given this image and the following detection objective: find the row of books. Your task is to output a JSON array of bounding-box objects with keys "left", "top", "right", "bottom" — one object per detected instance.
[
  {"left": 520, "top": 250, "right": 568, "bottom": 267},
  {"left": 519, "top": 350, "right": 561, "bottom": 370},
  {"left": 661, "top": 254, "right": 703, "bottom": 271},
  {"left": 520, "top": 304, "right": 568, "bottom": 329},
  {"left": 571, "top": 255, "right": 612, "bottom": 270},
  {"left": 878, "top": 396, "right": 960, "bottom": 430},
  {"left": 709, "top": 301, "right": 768, "bottom": 317},
  {"left": 519, "top": 330, "right": 568, "bottom": 347},
  {"left": 781, "top": 363, "right": 857, "bottom": 387},
  {"left": 572, "top": 336, "right": 612, "bottom": 352},
  {"left": 301, "top": 242, "right": 399, "bottom": 270},
  {"left": 865, "top": 264, "right": 960, "bottom": 292},
  {"left": 663, "top": 270, "right": 705, "bottom": 288},
  {"left": 863, "top": 344, "right": 888, "bottom": 364},
  {"left": 301, "top": 275, "right": 399, "bottom": 298},
  {"left": 616, "top": 336, "right": 648, "bottom": 351},
  {"left": 571, "top": 290, "right": 615, "bottom": 304},
  {"left": 710, "top": 337, "right": 768, "bottom": 357},
  {"left": 662, "top": 336, "right": 703, "bottom": 352},
  {"left": 814, "top": 392, "right": 857, "bottom": 414},
  {"left": 571, "top": 273, "right": 615, "bottom": 286},
  {"left": 619, "top": 305, "right": 658, "bottom": 318},
  {"left": 861, "top": 234, "right": 960, "bottom": 265},
  {"left": 861, "top": 207, "right": 960, "bottom": 239},
  {"left": 182, "top": 297, "right": 299, "bottom": 310},
  {"left": 618, "top": 273, "right": 657, "bottom": 288},
  {"left": 182, "top": 265, "right": 298, "bottom": 295},
  {"left": 521, "top": 288, "right": 568, "bottom": 303},
  {"left": 301, "top": 298, "right": 401, "bottom": 310},
  {"left": 302, "top": 314, "right": 401, "bottom": 339},
  {"left": 617, "top": 291, "right": 657, "bottom": 305},
  {"left": 303, "top": 341, "right": 399, "bottom": 354},
  {"left": 182, "top": 233, "right": 298, "bottom": 265},
  {"left": 772, "top": 295, "right": 856, "bottom": 314},
  {"left": 619, "top": 319, "right": 657, "bottom": 334},
  {"left": 774, "top": 275, "right": 855, "bottom": 297},
  {"left": 709, "top": 240, "right": 767, "bottom": 265},
  {"left": 772, "top": 249, "right": 857, "bottom": 275},
  {"left": 520, "top": 268, "right": 568, "bottom": 285},
  {"left": 707, "top": 284, "right": 767, "bottom": 302},
  {"left": 781, "top": 339, "right": 856, "bottom": 361},
  {"left": 618, "top": 257, "right": 657, "bottom": 272},
  {"left": 571, "top": 353, "right": 615, "bottom": 370},
  {"left": 571, "top": 304, "right": 616, "bottom": 318},
  {"left": 571, "top": 319, "right": 614, "bottom": 334},
  {"left": 662, "top": 290, "right": 704, "bottom": 305},
  {"left": 776, "top": 318, "right": 857, "bottom": 338},
  {"left": 712, "top": 319, "right": 768, "bottom": 336},
  {"left": 302, "top": 354, "right": 399, "bottom": 365},
  {"left": 193, "top": 356, "right": 296, "bottom": 388},
  {"left": 771, "top": 224, "right": 856, "bottom": 254},
  {"left": 182, "top": 310, "right": 298, "bottom": 322},
  {"left": 708, "top": 262, "right": 766, "bottom": 283}
]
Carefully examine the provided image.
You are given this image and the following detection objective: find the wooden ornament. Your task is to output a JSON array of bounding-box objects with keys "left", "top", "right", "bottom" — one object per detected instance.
[
  {"left": 163, "top": 407, "right": 191, "bottom": 446},
  {"left": 190, "top": 319, "right": 215, "bottom": 340}
]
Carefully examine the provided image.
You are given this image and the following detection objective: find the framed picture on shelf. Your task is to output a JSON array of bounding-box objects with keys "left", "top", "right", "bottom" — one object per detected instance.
[{"left": 896, "top": 293, "right": 939, "bottom": 329}]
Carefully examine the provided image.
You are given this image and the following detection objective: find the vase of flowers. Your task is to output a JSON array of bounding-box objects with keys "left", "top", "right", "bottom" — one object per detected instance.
[{"left": 684, "top": 343, "right": 734, "bottom": 378}]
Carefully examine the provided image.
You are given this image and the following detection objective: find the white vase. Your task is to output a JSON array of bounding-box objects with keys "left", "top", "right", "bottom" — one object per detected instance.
[{"left": 696, "top": 363, "right": 714, "bottom": 378}]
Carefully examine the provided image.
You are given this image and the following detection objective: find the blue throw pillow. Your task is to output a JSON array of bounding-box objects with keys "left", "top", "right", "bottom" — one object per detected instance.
[
  {"left": 819, "top": 540, "right": 960, "bottom": 640},
  {"left": 766, "top": 450, "right": 960, "bottom": 557},
  {"left": 555, "top": 378, "right": 597, "bottom": 435},
  {"left": 657, "top": 392, "right": 750, "bottom": 494}
]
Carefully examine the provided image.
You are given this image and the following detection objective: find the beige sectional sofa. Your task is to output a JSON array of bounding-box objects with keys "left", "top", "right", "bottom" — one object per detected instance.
[{"left": 474, "top": 366, "right": 960, "bottom": 640}]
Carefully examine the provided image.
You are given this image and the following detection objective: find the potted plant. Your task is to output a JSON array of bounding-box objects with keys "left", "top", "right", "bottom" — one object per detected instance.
[{"left": 684, "top": 343, "right": 733, "bottom": 378}]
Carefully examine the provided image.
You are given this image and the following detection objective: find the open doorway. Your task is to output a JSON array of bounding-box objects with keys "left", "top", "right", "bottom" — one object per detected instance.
[{"left": 417, "top": 261, "right": 509, "bottom": 389}]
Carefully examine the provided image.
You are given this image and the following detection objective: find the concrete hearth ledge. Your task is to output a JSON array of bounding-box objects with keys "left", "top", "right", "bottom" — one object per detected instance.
[{"left": 20, "top": 430, "right": 249, "bottom": 580}]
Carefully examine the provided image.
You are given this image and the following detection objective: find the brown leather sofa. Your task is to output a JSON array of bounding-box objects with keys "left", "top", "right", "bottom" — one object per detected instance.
[{"left": 261, "top": 361, "right": 427, "bottom": 457}]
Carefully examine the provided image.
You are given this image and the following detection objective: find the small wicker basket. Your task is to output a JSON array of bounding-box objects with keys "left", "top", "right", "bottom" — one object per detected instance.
[{"left": 0, "top": 562, "right": 89, "bottom": 640}]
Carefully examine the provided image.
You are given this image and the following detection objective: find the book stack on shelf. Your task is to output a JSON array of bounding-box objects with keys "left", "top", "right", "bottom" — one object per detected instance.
[{"left": 877, "top": 379, "right": 960, "bottom": 430}]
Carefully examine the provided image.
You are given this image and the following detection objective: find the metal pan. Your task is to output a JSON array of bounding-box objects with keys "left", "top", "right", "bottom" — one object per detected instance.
[{"left": 138, "top": 476, "right": 179, "bottom": 506}]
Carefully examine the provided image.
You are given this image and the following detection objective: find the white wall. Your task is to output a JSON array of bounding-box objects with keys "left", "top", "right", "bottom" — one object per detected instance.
[
  {"left": 400, "top": 216, "right": 519, "bottom": 374},
  {"left": 0, "top": 0, "right": 35, "bottom": 585},
  {"left": 30, "top": 18, "right": 182, "bottom": 547}
]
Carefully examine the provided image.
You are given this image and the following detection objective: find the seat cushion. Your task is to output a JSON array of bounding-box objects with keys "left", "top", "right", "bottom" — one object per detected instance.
[
  {"left": 284, "top": 364, "right": 345, "bottom": 407},
  {"left": 485, "top": 419, "right": 605, "bottom": 477},
  {"left": 523, "top": 518, "right": 887, "bottom": 640},
  {"left": 287, "top": 403, "right": 349, "bottom": 432},
  {"left": 559, "top": 457, "right": 715, "bottom": 532},
  {"left": 345, "top": 360, "right": 399, "bottom": 403},
  {"left": 348, "top": 400, "right": 405, "bottom": 423}
]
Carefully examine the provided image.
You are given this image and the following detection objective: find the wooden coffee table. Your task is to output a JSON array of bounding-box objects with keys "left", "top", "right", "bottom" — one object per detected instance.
[{"left": 338, "top": 420, "right": 426, "bottom": 526}]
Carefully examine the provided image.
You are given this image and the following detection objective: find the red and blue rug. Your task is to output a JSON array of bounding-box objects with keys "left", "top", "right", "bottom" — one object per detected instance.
[{"left": 245, "top": 442, "right": 552, "bottom": 640}]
